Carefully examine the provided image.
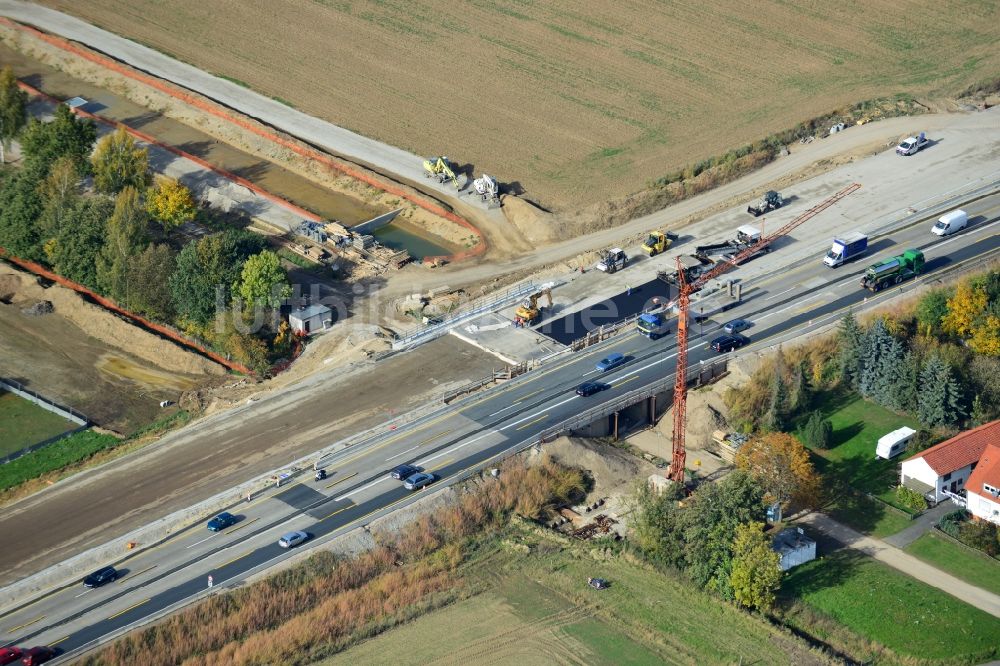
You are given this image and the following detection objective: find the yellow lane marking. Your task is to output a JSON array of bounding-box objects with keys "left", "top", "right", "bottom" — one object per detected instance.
[
  {"left": 107, "top": 598, "right": 150, "bottom": 621},
  {"left": 224, "top": 517, "right": 259, "bottom": 535},
  {"left": 419, "top": 429, "right": 452, "bottom": 445},
  {"left": 5, "top": 614, "right": 44, "bottom": 633},
  {"left": 218, "top": 550, "right": 253, "bottom": 568},
  {"left": 516, "top": 413, "right": 549, "bottom": 431},
  {"left": 117, "top": 565, "right": 156, "bottom": 583},
  {"left": 613, "top": 376, "right": 639, "bottom": 387},
  {"left": 320, "top": 506, "right": 350, "bottom": 521},
  {"left": 427, "top": 458, "right": 454, "bottom": 473},
  {"left": 514, "top": 388, "right": 544, "bottom": 403},
  {"left": 49, "top": 635, "right": 70, "bottom": 646},
  {"left": 325, "top": 471, "right": 358, "bottom": 489}
]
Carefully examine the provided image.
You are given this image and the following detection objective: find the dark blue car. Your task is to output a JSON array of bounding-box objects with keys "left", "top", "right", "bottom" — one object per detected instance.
[{"left": 207, "top": 512, "right": 237, "bottom": 532}]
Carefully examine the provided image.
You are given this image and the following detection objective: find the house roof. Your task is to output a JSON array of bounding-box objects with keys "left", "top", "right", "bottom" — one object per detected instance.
[
  {"left": 902, "top": 419, "right": 1000, "bottom": 476},
  {"left": 967, "top": 443, "right": 1000, "bottom": 499},
  {"left": 772, "top": 527, "right": 814, "bottom": 555},
  {"left": 289, "top": 304, "right": 332, "bottom": 320}
]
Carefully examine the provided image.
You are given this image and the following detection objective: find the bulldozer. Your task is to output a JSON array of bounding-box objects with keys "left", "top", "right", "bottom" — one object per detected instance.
[
  {"left": 422, "top": 156, "right": 460, "bottom": 189},
  {"left": 642, "top": 231, "right": 672, "bottom": 256},
  {"left": 514, "top": 287, "right": 552, "bottom": 325},
  {"left": 472, "top": 174, "right": 500, "bottom": 205}
]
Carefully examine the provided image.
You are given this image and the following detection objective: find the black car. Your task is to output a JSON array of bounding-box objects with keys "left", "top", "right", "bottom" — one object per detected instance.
[
  {"left": 711, "top": 333, "right": 750, "bottom": 353},
  {"left": 83, "top": 566, "right": 118, "bottom": 588},
  {"left": 390, "top": 463, "right": 420, "bottom": 480},
  {"left": 576, "top": 381, "right": 605, "bottom": 397},
  {"left": 206, "top": 512, "right": 238, "bottom": 532}
]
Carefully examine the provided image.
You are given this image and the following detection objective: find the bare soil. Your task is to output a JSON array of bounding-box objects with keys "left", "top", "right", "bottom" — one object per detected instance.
[{"left": 36, "top": 0, "right": 1000, "bottom": 214}]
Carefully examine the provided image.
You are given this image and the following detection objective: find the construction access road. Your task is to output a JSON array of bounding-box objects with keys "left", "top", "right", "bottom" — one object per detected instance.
[{"left": 3, "top": 191, "right": 1000, "bottom": 658}]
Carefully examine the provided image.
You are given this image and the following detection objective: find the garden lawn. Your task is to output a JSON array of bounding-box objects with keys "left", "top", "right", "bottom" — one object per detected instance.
[
  {"left": 782, "top": 550, "right": 1000, "bottom": 663},
  {"left": 826, "top": 493, "right": 913, "bottom": 539},
  {"left": 905, "top": 531, "right": 1000, "bottom": 597},
  {"left": 0, "top": 389, "right": 79, "bottom": 456}
]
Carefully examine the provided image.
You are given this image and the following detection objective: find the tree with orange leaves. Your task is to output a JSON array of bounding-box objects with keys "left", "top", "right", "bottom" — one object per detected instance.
[{"left": 735, "top": 432, "right": 821, "bottom": 513}]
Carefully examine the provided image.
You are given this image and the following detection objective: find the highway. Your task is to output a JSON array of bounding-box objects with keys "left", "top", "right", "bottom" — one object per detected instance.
[{"left": 3, "top": 192, "right": 1000, "bottom": 660}]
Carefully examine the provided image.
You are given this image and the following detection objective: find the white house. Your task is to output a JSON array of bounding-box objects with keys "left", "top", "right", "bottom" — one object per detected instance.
[
  {"left": 772, "top": 527, "right": 816, "bottom": 571},
  {"left": 288, "top": 304, "right": 333, "bottom": 335},
  {"left": 967, "top": 442, "right": 1000, "bottom": 526},
  {"left": 900, "top": 420, "right": 1000, "bottom": 504}
]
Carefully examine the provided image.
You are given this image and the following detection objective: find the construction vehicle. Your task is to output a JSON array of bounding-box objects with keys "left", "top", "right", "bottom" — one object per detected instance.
[
  {"left": 642, "top": 231, "right": 672, "bottom": 256},
  {"left": 747, "top": 190, "right": 784, "bottom": 217},
  {"left": 472, "top": 174, "right": 500, "bottom": 205},
  {"left": 514, "top": 287, "right": 552, "bottom": 324},
  {"left": 656, "top": 255, "right": 711, "bottom": 287},
  {"left": 695, "top": 225, "right": 769, "bottom": 263},
  {"left": 596, "top": 248, "right": 628, "bottom": 273},
  {"left": 860, "top": 249, "right": 924, "bottom": 292},
  {"left": 637, "top": 312, "right": 670, "bottom": 339},
  {"left": 823, "top": 231, "right": 868, "bottom": 267},
  {"left": 667, "top": 183, "right": 861, "bottom": 483},
  {"left": 422, "top": 156, "right": 460, "bottom": 188},
  {"left": 896, "top": 132, "right": 929, "bottom": 156}
]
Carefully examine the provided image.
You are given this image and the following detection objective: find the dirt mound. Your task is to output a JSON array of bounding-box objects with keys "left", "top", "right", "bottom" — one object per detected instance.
[
  {"left": 501, "top": 195, "right": 559, "bottom": 245},
  {"left": 540, "top": 436, "right": 656, "bottom": 498},
  {"left": 0, "top": 273, "right": 21, "bottom": 303}
]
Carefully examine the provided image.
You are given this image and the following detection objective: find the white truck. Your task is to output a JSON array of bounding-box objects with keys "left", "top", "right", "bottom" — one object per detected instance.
[
  {"left": 896, "top": 132, "right": 929, "bottom": 156},
  {"left": 823, "top": 231, "right": 868, "bottom": 267},
  {"left": 597, "top": 248, "right": 628, "bottom": 273}
]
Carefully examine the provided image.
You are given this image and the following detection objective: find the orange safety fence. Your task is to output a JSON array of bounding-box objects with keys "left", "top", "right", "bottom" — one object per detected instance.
[
  {"left": 0, "top": 249, "right": 252, "bottom": 376},
  {"left": 0, "top": 16, "right": 486, "bottom": 264}
]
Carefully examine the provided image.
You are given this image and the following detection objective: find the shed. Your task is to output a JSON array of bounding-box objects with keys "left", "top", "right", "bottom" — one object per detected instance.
[
  {"left": 289, "top": 304, "right": 332, "bottom": 335},
  {"left": 876, "top": 426, "right": 917, "bottom": 459},
  {"left": 772, "top": 527, "right": 816, "bottom": 571}
]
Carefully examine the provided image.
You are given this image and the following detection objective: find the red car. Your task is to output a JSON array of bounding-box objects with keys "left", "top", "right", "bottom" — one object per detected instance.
[
  {"left": 0, "top": 647, "right": 23, "bottom": 666},
  {"left": 20, "top": 647, "right": 54, "bottom": 666}
]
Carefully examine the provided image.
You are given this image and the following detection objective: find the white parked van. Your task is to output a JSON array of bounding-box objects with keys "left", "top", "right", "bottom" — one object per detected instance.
[
  {"left": 932, "top": 209, "right": 968, "bottom": 237},
  {"left": 876, "top": 427, "right": 917, "bottom": 460}
]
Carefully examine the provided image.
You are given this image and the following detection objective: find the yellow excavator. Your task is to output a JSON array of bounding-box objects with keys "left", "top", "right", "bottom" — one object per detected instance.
[
  {"left": 514, "top": 287, "right": 552, "bottom": 325},
  {"left": 642, "top": 230, "right": 672, "bottom": 256},
  {"left": 422, "top": 156, "right": 460, "bottom": 189}
]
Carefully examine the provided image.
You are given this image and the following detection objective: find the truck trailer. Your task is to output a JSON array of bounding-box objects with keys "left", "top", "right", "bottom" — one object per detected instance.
[
  {"left": 860, "top": 249, "right": 924, "bottom": 292},
  {"left": 823, "top": 231, "right": 868, "bottom": 267}
]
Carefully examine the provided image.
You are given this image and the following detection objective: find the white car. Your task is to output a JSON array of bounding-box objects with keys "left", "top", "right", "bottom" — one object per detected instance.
[{"left": 278, "top": 531, "right": 309, "bottom": 548}]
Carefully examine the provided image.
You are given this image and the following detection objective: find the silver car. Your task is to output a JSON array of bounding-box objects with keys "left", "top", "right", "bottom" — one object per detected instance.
[{"left": 278, "top": 531, "right": 309, "bottom": 548}]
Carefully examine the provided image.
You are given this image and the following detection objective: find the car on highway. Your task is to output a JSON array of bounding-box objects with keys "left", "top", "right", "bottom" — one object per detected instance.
[
  {"left": 278, "top": 531, "right": 309, "bottom": 549},
  {"left": 403, "top": 472, "right": 435, "bottom": 490},
  {"left": 206, "top": 512, "right": 238, "bottom": 532},
  {"left": 576, "top": 381, "right": 606, "bottom": 397},
  {"left": 0, "top": 647, "right": 23, "bottom": 665},
  {"left": 711, "top": 333, "right": 750, "bottom": 353},
  {"left": 390, "top": 463, "right": 421, "bottom": 480},
  {"left": 19, "top": 646, "right": 55, "bottom": 665},
  {"left": 722, "top": 318, "right": 751, "bottom": 334},
  {"left": 595, "top": 352, "right": 626, "bottom": 372},
  {"left": 82, "top": 566, "right": 118, "bottom": 588}
]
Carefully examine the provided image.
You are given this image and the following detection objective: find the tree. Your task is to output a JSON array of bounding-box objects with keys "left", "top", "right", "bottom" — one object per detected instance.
[
  {"left": 0, "top": 160, "right": 45, "bottom": 260},
  {"left": 0, "top": 66, "right": 28, "bottom": 164},
  {"left": 894, "top": 350, "right": 922, "bottom": 413},
  {"left": 632, "top": 480, "right": 687, "bottom": 569},
  {"left": 50, "top": 197, "right": 113, "bottom": 288},
  {"left": 130, "top": 244, "right": 176, "bottom": 319},
  {"left": 736, "top": 432, "right": 821, "bottom": 513},
  {"left": 969, "top": 315, "right": 1000, "bottom": 356},
  {"left": 802, "top": 411, "right": 832, "bottom": 449},
  {"left": 216, "top": 311, "right": 270, "bottom": 374},
  {"left": 870, "top": 336, "right": 907, "bottom": 410},
  {"left": 787, "top": 360, "right": 811, "bottom": 413},
  {"left": 836, "top": 311, "right": 865, "bottom": 389},
  {"left": 146, "top": 177, "right": 197, "bottom": 230},
  {"left": 97, "top": 186, "right": 148, "bottom": 304},
  {"left": 915, "top": 288, "right": 950, "bottom": 337},
  {"left": 917, "top": 354, "right": 965, "bottom": 428},
  {"left": 859, "top": 318, "right": 893, "bottom": 399},
  {"left": 234, "top": 250, "right": 291, "bottom": 309},
  {"left": 764, "top": 348, "right": 788, "bottom": 432},
  {"left": 730, "top": 522, "right": 782, "bottom": 611},
  {"left": 91, "top": 127, "right": 150, "bottom": 194},
  {"left": 683, "top": 470, "right": 765, "bottom": 598},
  {"left": 19, "top": 104, "right": 96, "bottom": 172},
  {"left": 38, "top": 155, "right": 82, "bottom": 237},
  {"left": 942, "top": 281, "right": 987, "bottom": 338}
]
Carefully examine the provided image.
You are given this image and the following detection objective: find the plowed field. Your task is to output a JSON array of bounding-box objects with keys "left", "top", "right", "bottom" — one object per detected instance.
[{"left": 37, "top": 0, "right": 1000, "bottom": 211}]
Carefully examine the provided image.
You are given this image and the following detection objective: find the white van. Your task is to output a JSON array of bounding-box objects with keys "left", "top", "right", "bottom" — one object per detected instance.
[
  {"left": 932, "top": 209, "right": 968, "bottom": 237},
  {"left": 876, "top": 427, "right": 917, "bottom": 460}
]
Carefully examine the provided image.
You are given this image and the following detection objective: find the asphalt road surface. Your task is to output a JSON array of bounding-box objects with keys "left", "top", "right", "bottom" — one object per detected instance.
[{"left": 3, "top": 192, "right": 999, "bottom": 660}]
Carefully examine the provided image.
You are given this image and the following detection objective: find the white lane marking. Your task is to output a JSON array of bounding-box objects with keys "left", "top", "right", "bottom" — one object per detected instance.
[
  {"left": 385, "top": 445, "right": 419, "bottom": 462},
  {"left": 417, "top": 429, "right": 499, "bottom": 466},
  {"left": 488, "top": 404, "right": 520, "bottom": 417},
  {"left": 335, "top": 475, "right": 390, "bottom": 501},
  {"left": 185, "top": 534, "right": 216, "bottom": 549},
  {"left": 74, "top": 589, "right": 92, "bottom": 598},
  {"left": 582, "top": 369, "right": 599, "bottom": 376},
  {"left": 768, "top": 285, "right": 798, "bottom": 300},
  {"left": 500, "top": 395, "right": 578, "bottom": 431}
]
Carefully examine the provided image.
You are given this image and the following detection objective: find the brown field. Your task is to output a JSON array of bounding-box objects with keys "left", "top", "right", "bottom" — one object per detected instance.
[{"left": 38, "top": 0, "right": 1000, "bottom": 212}]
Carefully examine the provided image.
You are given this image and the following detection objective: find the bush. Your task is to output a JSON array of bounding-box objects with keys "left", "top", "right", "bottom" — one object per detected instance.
[
  {"left": 802, "top": 411, "right": 833, "bottom": 449},
  {"left": 958, "top": 521, "right": 999, "bottom": 557},
  {"left": 895, "top": 485, "right": 927, "bottom": 513}
]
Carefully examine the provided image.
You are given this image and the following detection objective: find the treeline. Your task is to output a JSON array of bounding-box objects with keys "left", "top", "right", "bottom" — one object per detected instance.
[{"left": 0, "top": 67, "right": 292, "bottom": 374}]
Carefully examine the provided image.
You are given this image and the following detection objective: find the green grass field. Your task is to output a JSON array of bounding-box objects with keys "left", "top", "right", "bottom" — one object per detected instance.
[
  {"left": 0, "top": 429, "right": 121, "bottom": 491},
  {"left": 826, "top": 493, "right": 914, "bottom": 539},
  {"left": 0, "top": 389, "right": 79, "bottom": 456},
  {"left": 781, "top": 550, "right": 1000, "bottom": 663},
  {"left": 905, "top": 532, "right": 1000, "bottom": 597}
]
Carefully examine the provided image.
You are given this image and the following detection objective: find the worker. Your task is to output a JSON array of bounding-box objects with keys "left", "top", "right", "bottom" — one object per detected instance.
[{"left": 626, "top": 284, "right": 632, "bottom": 296}]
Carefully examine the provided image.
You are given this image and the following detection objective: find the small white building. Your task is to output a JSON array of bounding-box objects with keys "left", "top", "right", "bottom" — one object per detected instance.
[
  {"left": 900, "top": 420, "right": 999, "bottom": 504},
  {"left": 288, "top": 304, "right": 332, "bottom": 335},
  {"left": 772, "top": 527, "right": 816, "bottom": 571},
  {"left": 967, "top": 441, "right": 1000, "bottom": 526}
]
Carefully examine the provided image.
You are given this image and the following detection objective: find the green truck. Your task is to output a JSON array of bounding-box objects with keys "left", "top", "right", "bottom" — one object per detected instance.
[{"left": 860, "top": 249, "right": 925, "bottom": 292}]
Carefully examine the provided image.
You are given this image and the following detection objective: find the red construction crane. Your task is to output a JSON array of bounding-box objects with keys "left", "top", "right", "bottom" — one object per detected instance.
[{"left": 668, "top": 182, "right": 861, "bottom": 483}]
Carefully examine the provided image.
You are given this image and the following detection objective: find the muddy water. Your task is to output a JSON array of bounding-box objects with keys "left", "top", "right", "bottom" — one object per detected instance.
[
  {"left": 0, "top": 43, "right": 383, "bottom": 225},
  {"left": 374, "top": 222, "right": 456, "bottom": 259}
]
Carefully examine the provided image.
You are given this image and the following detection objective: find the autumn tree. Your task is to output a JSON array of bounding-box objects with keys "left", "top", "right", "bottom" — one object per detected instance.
[
  {"left": 0, "top": 65, "right": 28, "bottom": 164},
  {"left": 96, "top": 186, "right": 148, "bottom": 304},
  {"left": 969, "top": 315, "right": 1000, "bottom": 356},
  {"left": 234, "top": 250, "right": 291, "bottom": 309},
  {"left": 730, "top": 522, "right": 782, "bottom": 611},
  {"left": 942, "top": 280, "right": 987, "bottom": 338},
  {"left": 146, "top": 177, "right": 197, "bottom": 230},
  {"left": 91, "top": 127, "right": 150, "bottom": 194},
  {"left": 215, "top": 311, "right": 270, "bottom": 374},
  {"left": 38, "top": 155, "right": 82, "bottom": 237},
  {"left": 736, "top": 432, "right": 821, "bottom": 513}
]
